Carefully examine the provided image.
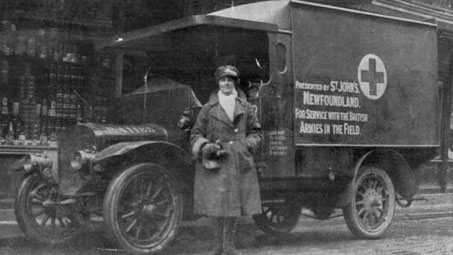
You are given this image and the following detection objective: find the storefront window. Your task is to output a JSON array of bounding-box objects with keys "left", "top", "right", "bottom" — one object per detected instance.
[{"left": 0, "top": 25, "right": 95, "bottom": 146}]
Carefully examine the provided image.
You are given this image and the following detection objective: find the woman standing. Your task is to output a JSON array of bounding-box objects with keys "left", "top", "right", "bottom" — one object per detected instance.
[{"left": 191, "top": 65, "right": 262, "bottom": 255}]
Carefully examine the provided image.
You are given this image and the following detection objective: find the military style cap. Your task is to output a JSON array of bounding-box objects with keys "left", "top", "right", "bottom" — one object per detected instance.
[{"left": 215, "top": 65, "right": 240, "bottom": 80}]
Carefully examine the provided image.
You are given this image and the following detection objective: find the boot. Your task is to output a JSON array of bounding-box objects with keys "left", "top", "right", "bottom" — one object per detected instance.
[
  {"left": 208, "top": 217, "right": 224, "bottom": 255},
  {"left": 222, "top": 217, "right": 244, "bottom": 255}
]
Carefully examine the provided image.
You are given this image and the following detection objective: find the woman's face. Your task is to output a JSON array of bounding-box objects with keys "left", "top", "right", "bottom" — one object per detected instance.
[{"left": 218, "top": 76, "right": 236, "bottom": 95}]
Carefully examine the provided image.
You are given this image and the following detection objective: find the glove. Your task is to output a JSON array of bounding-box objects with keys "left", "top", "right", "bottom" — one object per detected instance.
[
  {"left": 201, "top": 141, "right": 228, "bottom": 160},
  {"left": 200, "top": 141, "right": 228, "bottom": 171},
  {"left": 201, "top": 143, "right": 221, "bottom": 160}
]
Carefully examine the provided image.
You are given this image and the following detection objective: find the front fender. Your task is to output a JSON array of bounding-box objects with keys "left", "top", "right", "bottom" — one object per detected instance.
[
  {"left": 95, "top": 141, "right": 193, "bottom": 181},
  {"left": 59, "top": 141, "right": 192, "bottom": 196},
  {"left": 95, "top": 140, "right": 192, "bottom": 164},
  {"left": 95, "top": 140, "right": 195, "bottom": 216}
]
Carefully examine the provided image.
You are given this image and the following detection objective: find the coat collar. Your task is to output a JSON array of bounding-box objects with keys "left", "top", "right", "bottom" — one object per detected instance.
[
  {"left": 207, "top": 89, "right": 247, "bottom": 106},
  {"left": 207, "top": 90, "right": 247, "bottom": 127}
]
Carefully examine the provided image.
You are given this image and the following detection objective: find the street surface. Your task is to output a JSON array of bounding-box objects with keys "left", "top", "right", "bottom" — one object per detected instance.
[{"left": 0, "top": 216, "right": 451, "bottom": 255}]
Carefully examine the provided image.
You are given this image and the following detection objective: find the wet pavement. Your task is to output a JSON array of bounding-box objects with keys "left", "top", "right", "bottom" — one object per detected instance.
[
  {"left": 0, "top": 216, "right": 451, "bottom": 254},
  {"left": 0, "top": 192, "right": 451, "bottom": 254}
]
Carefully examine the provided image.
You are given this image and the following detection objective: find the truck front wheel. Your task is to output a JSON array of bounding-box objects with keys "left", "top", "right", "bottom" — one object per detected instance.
[
  {"left": 14, "top": 176, "right": 85, "bottom": 244},
  {"left": 343, "top": 166, "right": 395, "bottom": 239},
  {"left": 103, "top": 163, "right": 183, "bottom": 254}
]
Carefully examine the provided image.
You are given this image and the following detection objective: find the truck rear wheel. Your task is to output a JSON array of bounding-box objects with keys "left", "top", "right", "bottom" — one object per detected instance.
[
  {"left": 253, "top": 198, "right": 301, "bottom": 236},
  {"left": 343, "top": 166, "right": 395, "bottom": 239},
  {"left": 103, "top": 163, "right": 183, "bottom": 255}
]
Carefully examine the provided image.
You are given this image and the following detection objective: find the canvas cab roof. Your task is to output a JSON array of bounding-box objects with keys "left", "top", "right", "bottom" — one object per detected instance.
[{"left": 96, "top": 13, "right": 278, "bottom": 52}]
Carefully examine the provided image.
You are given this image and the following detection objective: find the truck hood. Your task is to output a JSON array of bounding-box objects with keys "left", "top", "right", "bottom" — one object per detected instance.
[
  {"left": 82, "top": 123, "right": 168, "bottom": 147},
  {"left": 58, "top": 122, "right": 167, "bottom": 173}
]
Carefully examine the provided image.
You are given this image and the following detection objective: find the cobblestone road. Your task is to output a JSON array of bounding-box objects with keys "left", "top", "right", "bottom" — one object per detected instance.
[{"left": 0, "top": 216, "right": 451, "bottom": 254}]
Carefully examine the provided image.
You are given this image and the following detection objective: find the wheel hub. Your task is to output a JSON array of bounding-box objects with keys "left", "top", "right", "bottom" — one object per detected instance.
[
  {"left": 143, "top": 204, "right": 157, "bottom": 215},
  {"left": 363, "top": 189, "right": 382, "bottom": 210}
]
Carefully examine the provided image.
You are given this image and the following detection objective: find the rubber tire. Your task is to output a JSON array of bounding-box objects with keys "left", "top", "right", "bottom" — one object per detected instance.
[
  {"left": 343, "top": 166, "right": 395, "bottom": 239},
  {"left": 253, "top": 199, "right": 301, "bottom": 236},
  {"left": 14, "top": 175, "right": 83, "bottom": 245},
  {"left": 103, "top": 163, "right": 183, "bottom": 255}
]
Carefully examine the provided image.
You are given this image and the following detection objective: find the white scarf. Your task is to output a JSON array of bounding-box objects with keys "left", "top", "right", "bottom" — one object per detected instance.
[{"left": 218, "top": 89, "right": 237, "bottom": 122}]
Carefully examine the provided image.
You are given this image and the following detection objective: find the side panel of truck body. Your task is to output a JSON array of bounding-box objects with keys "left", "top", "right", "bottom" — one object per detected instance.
[{"left": 291, "top": 2, "right": 439, "bottom": 147}]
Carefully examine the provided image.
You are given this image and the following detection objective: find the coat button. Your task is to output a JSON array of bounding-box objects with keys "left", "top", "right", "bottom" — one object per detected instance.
[{"left": 234, "top": 128, "right": 238, "bottom": 133}]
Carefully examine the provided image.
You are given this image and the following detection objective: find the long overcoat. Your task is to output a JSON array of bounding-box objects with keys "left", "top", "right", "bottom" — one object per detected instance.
[{"left": 190, "top": 91, "right": 262, "bottom": 217}]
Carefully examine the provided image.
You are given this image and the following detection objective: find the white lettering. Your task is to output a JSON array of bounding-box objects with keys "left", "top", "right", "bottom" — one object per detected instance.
[
  {"left": 344, "top": 123, "right": 360, "bottom": 135},
  {"left": 330, "top": 80, "right": 338, "bottom": 92},
  {"left": 303, "top": 91, "right": 360, "bottom": 108},
  {"left": 295, "top": 108, "right": 305, "bottom": 119},
  {"left": 349, "top": 112, "right": 368, "bottom": 122},
  {"left": 305, "top": 109, "right": 328, "bottom": 120},
  {"left": 332, "top": 124, "right": 343, "bottom": 134},
  {"left": 295, "top": 81, "right": 324, "bottom": 91},
  {"left": 299, "top": 121, "right": 324, "bottom": 134},
  {"left": 328, "top": 112, "right": 340, "bottom": 121},
  {"left": 339, "top": 81, "right": 360, "bottom": 94}
]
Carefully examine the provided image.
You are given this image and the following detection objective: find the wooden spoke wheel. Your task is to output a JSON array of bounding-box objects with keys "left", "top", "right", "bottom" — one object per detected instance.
[
  {"left": 14, "top": 176, "right": 84, "bottom": 244},
  {"left": 343, "top": 166, "right": 395, "bottom": 239},
  {"left": 103, "top": 163, "right": 183, "bottom": 255}
]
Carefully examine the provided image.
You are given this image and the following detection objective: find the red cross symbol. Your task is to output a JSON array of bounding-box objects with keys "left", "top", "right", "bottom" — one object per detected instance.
[
  {"left": 360, "top": 58, "right": 384, "bottom": 96},
  {"left": 358, "top": 54, "right": 387, "bottom": 100}
]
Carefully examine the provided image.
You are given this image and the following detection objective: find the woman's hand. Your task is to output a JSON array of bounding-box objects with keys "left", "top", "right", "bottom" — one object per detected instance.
[{"left": 201, "top": 143, "right": 221, "bottom": 159}]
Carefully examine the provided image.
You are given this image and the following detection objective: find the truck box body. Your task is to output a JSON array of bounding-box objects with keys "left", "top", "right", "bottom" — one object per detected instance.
[
  {"left": 291, "top": 2, "right": 439, "bottom": 147},
  {"left": 208, "top": 1, "right": 440, "bottom": 179}
]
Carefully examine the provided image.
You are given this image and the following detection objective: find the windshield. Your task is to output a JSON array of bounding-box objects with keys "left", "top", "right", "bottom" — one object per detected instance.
[
  {"left": 106, "top": 26, "right": 269, "bottom": 127},
  {"left": 120, "top": 26, "right": 269, "bottom": 104}
]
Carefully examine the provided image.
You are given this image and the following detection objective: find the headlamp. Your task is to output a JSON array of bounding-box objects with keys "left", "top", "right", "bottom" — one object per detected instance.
[
  {"left": 70, "top": 150, "right": 96, "bottom": 170},
  {"left": 23, "top": 153, "right": 53, "bottom": 172}
]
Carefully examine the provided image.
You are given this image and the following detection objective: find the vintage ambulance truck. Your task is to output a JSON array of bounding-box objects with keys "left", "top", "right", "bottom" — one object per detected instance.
[{"left": 14, "top": 1, "right": 441, "bottom": 254}]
